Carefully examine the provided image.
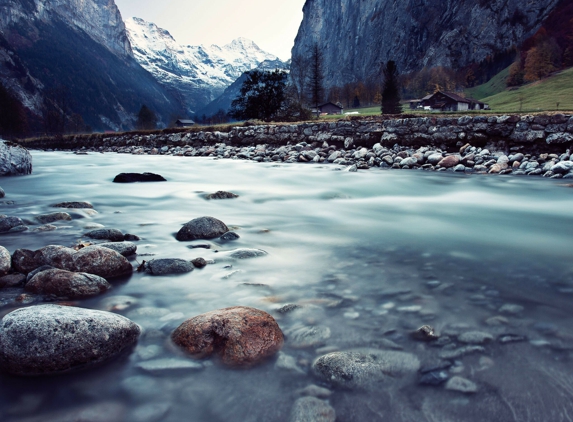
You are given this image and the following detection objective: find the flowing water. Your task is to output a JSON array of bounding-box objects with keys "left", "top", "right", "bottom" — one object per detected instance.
[{"left": 1, "top": 151, "right": 573, "bottom": 421}]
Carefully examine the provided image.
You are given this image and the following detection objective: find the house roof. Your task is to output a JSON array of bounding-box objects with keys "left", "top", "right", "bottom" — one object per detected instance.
[
  {"left": 319, "top": 102, "right": 344, "bottom": 109},
  {"left": 435, "top": 91, "right": 485, "bottom": 105},
  {"left": 176, "top": 119, "right": 195, "bottom": 124}
]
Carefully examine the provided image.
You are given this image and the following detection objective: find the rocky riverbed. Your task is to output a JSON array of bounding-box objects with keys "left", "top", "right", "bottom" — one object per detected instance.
[{"left": 0, "top": 152, "right": 572, "bottom": 421}]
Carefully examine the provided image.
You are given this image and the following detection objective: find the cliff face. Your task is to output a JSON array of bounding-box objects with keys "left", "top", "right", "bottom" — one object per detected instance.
[
  {"left": 0, "top": 0, "right": 130, "bottom": 57},
  {"left": 291, "top": 0, "right": 561, "bottom": 89},
  {"left": 0, "top": 0, "right": 183, "bottom": 130}
]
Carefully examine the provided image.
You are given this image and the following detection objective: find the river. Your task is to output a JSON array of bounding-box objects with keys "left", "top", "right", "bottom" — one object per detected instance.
[{"left": 1, "top": 151, "right": 573, "bottom": 421}]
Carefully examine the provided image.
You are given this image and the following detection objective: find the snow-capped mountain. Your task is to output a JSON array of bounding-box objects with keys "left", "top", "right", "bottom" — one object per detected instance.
[{"left": 125, "top": 17, "right": 280, "bottom": 114}]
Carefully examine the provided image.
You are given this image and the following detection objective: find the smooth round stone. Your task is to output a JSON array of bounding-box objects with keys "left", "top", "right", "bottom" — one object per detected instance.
[
  {"left": 35, "top": 212, "right": 72, "bottom": 224},
  {"left": 0, "top": 216, "right": 24, "bottom": 233},
  {"left": 445, "top": 376, "right": 478, "bottom": 393},
  {"left": 0, "top": 245, "right": 10, "bottom": 276},
  {"left": 51, "top": 201, "right": 93, "bottom": 209},
  {"left": 0, "top": 186, "right": 4, "bottom": 198},
  {"left": 25, "top": 269, "right": 111, "bottom": 299},
  {"left": 85, "top": 228, "right": 125, "bottom": 242},
  {"left": 144, "top": 259, "right": 194, "bottom": 275},
  {"left": 205, "top": 191, "right": 239, "bottom": 200},
  {"left": 0, "top": 273, "right": 26, "bottom": 288},
  {"left": 228, "top": 248, "right": 268, "bottom": 259},
  {"left": 99, "top": 295, "right": 139, "bottom": 311},
  {"left": 458, "top": 331, "right": 494, "bottom": 344},
  {"left": 312, "top": 349, "right": 420, "bottom": 389},
  {"left": 135, "top": 358, "right": 203, "bottom": 374},
  {"left": 499, "top": 304, "right": 524, "bottom": 315},
  {"left": 12, "top": 249, "right": 37, "bottom": 275},
  {"left": 98, "top": 241, "right": 137, "bottom": 256},
  {"left": 0, "top": 304, "right": 140, "bottom": 375},
  {"left": 172, "top": 306, "right": 284, "bottom": 367},
  {"left": 285, "top": 325, "right": 331, "bottom": 349},
  {"left": 289, "top": 397, "right": 336, "bottom": 422},
  {"left": 113, "top": 173, "right": 166, "bottom": 183},
  {"left": 220, "top": 231, "right": 240, "bottom": 241},
  {"left": 176, "top": 216, "right": 229, "bottom": 241}
]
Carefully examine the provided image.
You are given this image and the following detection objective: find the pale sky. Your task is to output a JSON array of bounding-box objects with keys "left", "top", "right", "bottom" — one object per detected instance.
[{"left": 114, "top": 0, "right": 306, "bottom": 60}]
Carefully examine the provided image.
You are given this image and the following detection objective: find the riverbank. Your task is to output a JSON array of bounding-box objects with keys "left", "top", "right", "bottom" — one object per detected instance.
[{"left": 15, "top": 114, "right": 573, "bottom": 178}]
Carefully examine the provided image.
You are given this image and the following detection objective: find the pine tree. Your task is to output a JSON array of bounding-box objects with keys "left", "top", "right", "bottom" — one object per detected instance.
[
  {"left": 136, "top": 105, "right": 157, "bottom": 130},
  {"left": 308, "top": 43, "right": 324, "bottom": 116},
  {"left": 381, "top": 61, "right": 402, "bottom": 115}
]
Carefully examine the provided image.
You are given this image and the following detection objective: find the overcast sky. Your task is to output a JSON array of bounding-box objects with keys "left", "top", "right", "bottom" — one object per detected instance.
[{"left": 114, "top": 0, "right": 306, "bottom": 60}]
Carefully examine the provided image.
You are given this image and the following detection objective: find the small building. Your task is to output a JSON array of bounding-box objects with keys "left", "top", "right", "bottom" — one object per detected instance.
[
  {"left": 175, "top": 119, "right": 195, "bottom": 127},
  {"left": 318, "top": 102, "right": 344, "bottom": 115},
  {"left": 420, "top": 91, "right": 488, "bottom": 112}
]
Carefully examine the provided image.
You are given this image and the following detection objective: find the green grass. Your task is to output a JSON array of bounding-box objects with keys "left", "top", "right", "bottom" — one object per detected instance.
[
  {"left": 465, "top": 66, "right": 510, "bottom": 100},
  {"left": 480, "top": 67, "right": 573, "bottom": 113}
]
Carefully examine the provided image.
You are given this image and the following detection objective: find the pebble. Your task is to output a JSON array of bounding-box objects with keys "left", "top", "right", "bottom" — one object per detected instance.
[
  {"left": 98, "top": 241, "right": 137, "bottom": 256},
  {"left": 275, "top": 352, "right": 305, "bottom": 374},
  {"left": 419, "top": 370, "right": 449, "bottom": 386},
  {"left": 295, "top": 384, "right": 333, "bottom": 399},
  {"left": 457, "top": 331, "right": 494, "bottom": 344},
  {"left": 439, "top": 346, "right": 485, "bottom": 360},
  {"left": 135, "top": 358, "right": 203, "bottom": 374},
  {"left": 228, "top": 248, "right": 268, "bottom": 259},
  {"left": 285, "top": 324, "right": 331, "bottom": 348},
  {"left": 499, "top": 304, "right": 524, "bottom": 315},
  {"left": 289, "top": 397, "right": 336, "bottom": 422},
  {"left": 220, "top": 231, "right": 240, "bottom": 241},
  {"left": 445, "top": 376, "right": 478, "bottom": 394}
]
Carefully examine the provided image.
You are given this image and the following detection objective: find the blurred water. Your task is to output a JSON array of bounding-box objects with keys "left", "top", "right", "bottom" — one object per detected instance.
[{"left": 1, "top": 152, "right": 573, "bottom": 421}]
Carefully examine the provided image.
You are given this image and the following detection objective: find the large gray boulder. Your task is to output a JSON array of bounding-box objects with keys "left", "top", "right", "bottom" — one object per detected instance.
[
  {"left": 0, "top": 141, "right": 32, "bottom": 176},
  {"left": 312, "top": 349, "right": 420, "bottom": 389},
  {"left": 0, "top": 304, "right": 140, "bottom": 375},
  {"left": 34, "top": 245, "right": 133, "bottom": 279},
  {"left": 0, "top": 245, "right": 10, "bottom": 276},
  {"left": 176, "top": 216, "right": 229, "bottom": 241},
  {"left": 0, "top": 216, "right": 25, "bottom": 233},
  {"left": 144, "top": 259, "right": 194, "bottom": 275},
  {"left": 25, "top": 269, "right": 111, "bottom": 299}
]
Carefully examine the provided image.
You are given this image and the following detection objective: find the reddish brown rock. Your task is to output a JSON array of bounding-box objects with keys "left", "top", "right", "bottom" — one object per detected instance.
[
  {"left": 25, "top": 269, "right": 111, "bottom": 298},
  {"left": 437, "top": 155, "right": 461, "bottom": 168},
  {"left": 12, "top": 249, "right": 39, "bottom": 274},
  {"left": 172, "top": 306, "right": 284, "bottom": 367}
]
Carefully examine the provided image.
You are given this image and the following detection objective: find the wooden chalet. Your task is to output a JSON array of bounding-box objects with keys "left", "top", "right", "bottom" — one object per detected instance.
[
  {"left": 318, "top": 102, "right": 344, "bottom": 115},
  {"left": 175, "top": 119, "right": 195, "bottom": 127},
  {"left": 420, "top": 91, "right": 488, "bottom": 112}
]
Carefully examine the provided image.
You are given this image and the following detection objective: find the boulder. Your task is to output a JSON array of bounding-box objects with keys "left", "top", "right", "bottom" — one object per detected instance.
[
  {"left": 0, "top": 273, "right": 26, "bottom": 288},
  {"left": 34, "top": 245, "right": 133, "bottom": 279},
  {"left": 205, "top": 191, "right": 239, "bottom": 200},
  {"left": 0, "top": 304, "right": 140, "bottom": 375},
  {"left": 144, "top": 259, "right": 194, "bottom": 275},
  {"left": 35, "top": 212, "right": 72, "bottom": 224},
  {"left": 0, "top": 216, "right": 25, "bottom": 233},
  {"left": 98, "top": 241, "right": 137, "bottom": 257},
  {"left": 285, "top": 325, "right": 331, "bottom": 348},
  {"left": 12, "top": 249, "right": 40, "bottom": 274},
  {"left": 172, "top": 306, "right": 284, "bottom": 367},
  {"left": 0, "top": 245, "right": 10, "bottom": 276},
  {"left": 113, "top": 173, "right": 166, "bottom": 183},
  {"left": 437, "top": 155, "right": 461, "bottom": 168},
  {"left": 220, "top": 231, "right": 240, "bottom": 241},
  {"left": 0, "top": 186, "right": 4, "bottom": 198},
  {"left": 312, "top": 349, "right": 420, "bottom": 389},
  {"left": 0, "top": 141, "right": 32, "bottom": 176},
  {"left": 85, "top": 228, "right": 125, "bottom": 242},
  {"left": 427, "top": 153, "right": 444, "bottom": 165},
  {"left": 51, "top": 201, "right": 93, "bottom": 209},
  {"left": 176, "top": 216, "right": 229, "bottom": 241},
  {"left": 289, "top": 397, "right": 336, "bottom": 422},
  {"left": 25, "top": 269, "right": 111, "bottom": 298},
  {"left": 551, "top": 161, "right": 573, "bottom": 174}
]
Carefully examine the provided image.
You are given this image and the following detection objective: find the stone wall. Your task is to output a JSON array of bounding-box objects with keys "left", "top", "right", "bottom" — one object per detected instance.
[{"left": 18, "top": 114, "right": 573, "bottom": 153}]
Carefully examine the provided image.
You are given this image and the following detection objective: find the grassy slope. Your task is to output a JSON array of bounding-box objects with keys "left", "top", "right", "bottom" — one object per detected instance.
[
  {"left": 480, "top": 67, "right": 573, "bottom": 112},
  {"left": 465, "top": 66, "right": 510, "bottom": 100}
]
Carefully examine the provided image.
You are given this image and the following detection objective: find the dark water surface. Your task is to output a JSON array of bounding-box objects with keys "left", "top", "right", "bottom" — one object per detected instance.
[{"left": 1, "top": 152, "right": 573, "bottom": 421}]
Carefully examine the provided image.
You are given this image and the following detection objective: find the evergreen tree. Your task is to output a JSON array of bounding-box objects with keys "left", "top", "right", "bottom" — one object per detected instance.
[
  {"left": 0, "top": 82, "right": 28, "bottom": 139},
  {"left": 308, "top": 43, "right": 324, "bottom": 116},
  {"left": 229, "top": 70, "right": 288, "bottom": 122},
  {"left": 381, "top": 61, "right": 402, "bottom": 115},
  {"left": 136, "top": 105, "right": 157, "bottom": 130}
]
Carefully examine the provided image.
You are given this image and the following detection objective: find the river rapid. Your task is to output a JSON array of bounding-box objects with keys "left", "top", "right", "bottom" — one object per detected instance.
[{"left": 1, "top": 151, "right": 573, "bottom": 421}]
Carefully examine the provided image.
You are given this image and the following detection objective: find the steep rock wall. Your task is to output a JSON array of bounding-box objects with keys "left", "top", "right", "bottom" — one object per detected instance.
[{"left": 291, "top": 0, "right": 560, "bottom": 89}]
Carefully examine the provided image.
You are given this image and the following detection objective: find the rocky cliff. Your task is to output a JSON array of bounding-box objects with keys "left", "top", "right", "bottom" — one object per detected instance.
[
  {"left": 291, "top": 0, "right": 561, "bottom": 90},
  {"left": 0, "top": 0, "right": 182, "bottom": 131}
]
